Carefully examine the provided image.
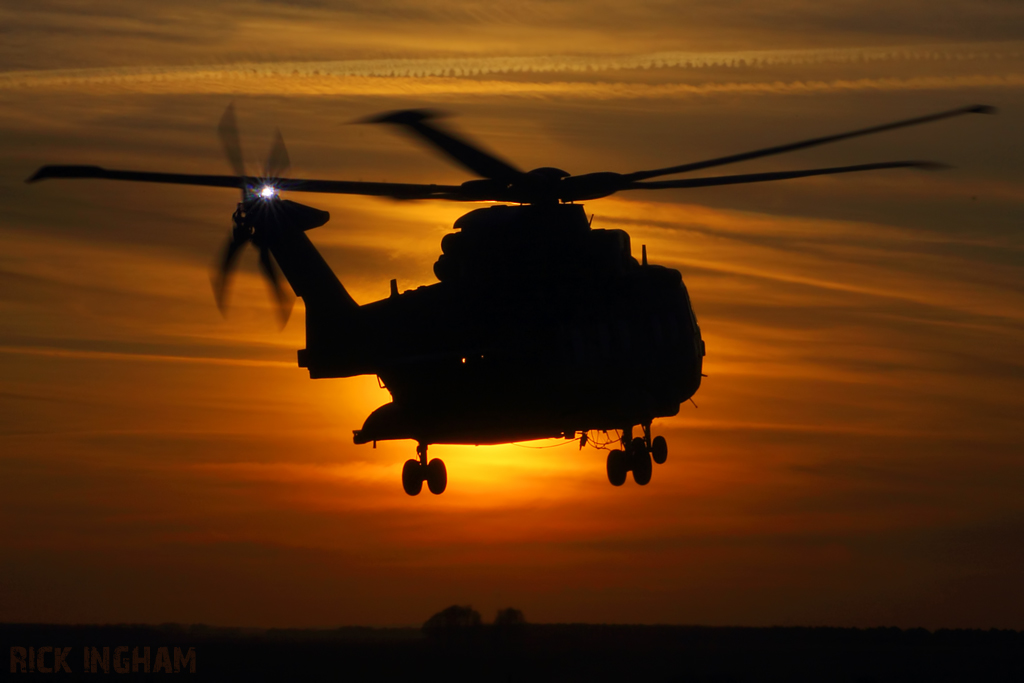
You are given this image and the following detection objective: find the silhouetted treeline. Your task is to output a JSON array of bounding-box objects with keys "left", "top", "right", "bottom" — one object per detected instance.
[
  {"left": 422, "top": 605, "right": 525, "bottom": 633},
  {"left": 2, "top": 621, "right": 1021, "bottom": 682}
]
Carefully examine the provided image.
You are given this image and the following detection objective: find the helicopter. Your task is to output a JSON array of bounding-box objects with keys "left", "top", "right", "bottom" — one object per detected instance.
[{"left": 28, "top": 103, "right": 992, "bottom": 495}]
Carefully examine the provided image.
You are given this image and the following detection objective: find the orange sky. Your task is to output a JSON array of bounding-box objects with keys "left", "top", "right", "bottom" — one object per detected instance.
[{"left": 1, "top": 1, "right": 1023, "bottom": 629}]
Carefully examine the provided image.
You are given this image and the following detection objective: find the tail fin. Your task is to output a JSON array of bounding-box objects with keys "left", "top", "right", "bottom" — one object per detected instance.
[
  {"left": 261, "top": 200, "right": 356, "bottom": 311},
  {"left": 256, "top": 200, "right": 361, "bottom": 374}
]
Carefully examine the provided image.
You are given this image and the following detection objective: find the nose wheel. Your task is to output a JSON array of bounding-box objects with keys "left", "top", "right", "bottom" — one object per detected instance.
[
  {"left": 403, "top": 442, "right": 447, "bottom": 496},
  {"left": 605, "top": 424, "right": 668, "bottom": 487}
]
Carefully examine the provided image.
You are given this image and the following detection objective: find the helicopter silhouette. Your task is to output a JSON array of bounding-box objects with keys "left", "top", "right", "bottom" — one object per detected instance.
[{"left": 28, "top": 103, "right": 992, "bottom": 495}]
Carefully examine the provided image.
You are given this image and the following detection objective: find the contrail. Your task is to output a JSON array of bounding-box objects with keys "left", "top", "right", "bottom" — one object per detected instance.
[
  {"left": 1, "top": 72, "right": 1021, "bottom": 99},
  {"left": 0, "top": 42, "right": 1021, "bottom": 96}
]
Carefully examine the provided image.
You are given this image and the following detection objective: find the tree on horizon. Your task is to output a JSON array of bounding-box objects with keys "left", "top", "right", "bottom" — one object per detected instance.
[{"left": 423, "top": 605, "right": 482, "bottom": 634}]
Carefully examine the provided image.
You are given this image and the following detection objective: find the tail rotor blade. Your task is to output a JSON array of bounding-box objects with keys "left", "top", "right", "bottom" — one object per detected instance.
[
  {"left": 218, "top": 103, "right": 247, "bottom": 199},
  {"left": 265, "top": 128, "right": 291, "bottom": 179},
  {"left": 212, "top": 229, "right": 249, "bottom": 314},
  {"left": 257, "top": 246, "right": 295, "bottom": 327}
]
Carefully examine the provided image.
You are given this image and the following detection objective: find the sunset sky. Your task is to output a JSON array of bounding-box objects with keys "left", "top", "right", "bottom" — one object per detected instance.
[{"left": 1, "top": 1, "right": 1022, "bottom": 629}]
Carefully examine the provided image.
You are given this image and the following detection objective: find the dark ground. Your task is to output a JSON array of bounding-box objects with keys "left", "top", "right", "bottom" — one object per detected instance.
[{"left": 2, "top": 622, "right": 1022, "bottom": 682}]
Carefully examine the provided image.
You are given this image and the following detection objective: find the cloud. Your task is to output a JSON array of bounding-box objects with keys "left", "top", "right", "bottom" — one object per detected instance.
[{"left": 4, "top": 1, "right": 1024, "bottom": 74}]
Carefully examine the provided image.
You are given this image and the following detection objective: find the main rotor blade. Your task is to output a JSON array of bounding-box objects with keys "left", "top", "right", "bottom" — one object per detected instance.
[
  {"left": 264, "top": 128, "right": 291, "bottom": 179},
  {"left": 26, "top": 165, "right": 465, "bottom": 200},
  {"left": 28, "top": 165, "right": 246, "bottom": 189},
  {"left": 361, "top": 109, "right": 523, "bottom": 183},
  {"left": 257, "top": 246, "right": 294, "bottom": 328},
  {"left": 625, "top": 104, "right": 994, "bottom": 182},
  {"left": 624, "top": 161, "right": 943, "bottom": 191},
  {"left": 218, "top": 103, "right": 247, "bottom": 179},
  {"left": 285, "top": 177, "right": 466, "bottom": 199}
]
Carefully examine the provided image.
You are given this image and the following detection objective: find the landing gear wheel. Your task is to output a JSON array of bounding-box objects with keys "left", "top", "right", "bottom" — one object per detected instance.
[
  {"left": 632, "top": 448, "right": 652, "bottom": 486},
  {"left": 607, "top": 449, "right": 627, "bottom": 486},
  {"left": 402, "top": 459, "right": 423, "bottom": 496},
  {"left": 426, "top": 458, "right": 447, "bottom": 495},
  {"left": 652, "top": 435, "right": 668, "bottom": 465}
]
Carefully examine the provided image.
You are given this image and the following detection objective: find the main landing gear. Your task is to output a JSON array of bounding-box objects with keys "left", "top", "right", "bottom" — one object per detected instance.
[
  {"left": 403, "top": 442, "right": 447, "bottom": 496},
  {"left": 606, "top": 423, "right": 668, "bottom": 487}
]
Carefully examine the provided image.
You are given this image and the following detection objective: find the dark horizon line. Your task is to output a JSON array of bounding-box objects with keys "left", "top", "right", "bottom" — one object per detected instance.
[{"left": 3, "top": 621, "right": 1019, "bottom": 634}]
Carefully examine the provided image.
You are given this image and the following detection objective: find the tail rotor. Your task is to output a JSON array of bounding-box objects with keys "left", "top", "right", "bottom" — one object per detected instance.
[{"left": 211, "top": 104, "right": 295, "bottom": 327}]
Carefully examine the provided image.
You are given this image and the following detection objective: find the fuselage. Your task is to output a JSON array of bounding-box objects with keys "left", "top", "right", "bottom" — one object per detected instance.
[{"left": 286, "top": 203, "right": 704, "bottom": 445}]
